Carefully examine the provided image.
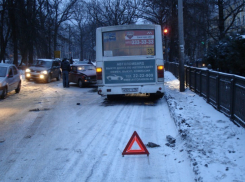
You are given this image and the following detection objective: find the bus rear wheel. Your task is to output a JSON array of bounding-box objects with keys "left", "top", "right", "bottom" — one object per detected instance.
[
  {"left": 107, "top": 95, "right": 116, "bottom": 100},
  {"left": 149, "top": 93, "right": 163, "bottom": 100}
]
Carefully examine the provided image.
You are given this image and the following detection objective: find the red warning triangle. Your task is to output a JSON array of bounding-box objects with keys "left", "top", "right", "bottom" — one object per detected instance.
[{"left": 122, "top": 131, "right": 149, "bottom": 156}]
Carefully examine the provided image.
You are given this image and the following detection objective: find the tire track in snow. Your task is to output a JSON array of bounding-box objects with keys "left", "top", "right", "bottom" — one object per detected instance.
[
  {"left": 0, "top": 81, "right": 63, "bottom": 181},
  {"left": 62, "top": 100, "right": 132, "bottom": 181},
  {"left": 0, "top": 83, "right": 195, "bottom": 182}
]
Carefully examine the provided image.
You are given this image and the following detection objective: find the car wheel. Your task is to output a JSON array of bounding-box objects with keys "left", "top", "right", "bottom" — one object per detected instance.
[
  {"left": 56, "top": 73, "right": 61, "bottom": 81},
  {"left": 1, "top": 87, "right": 7, "bottom": 99},
  {"left": 46, "top": 74, "right": 51, "bottom": 83},
  {"left": 78, "top": 79, "right": 84, "bottom": 88},
  {"left": 15, "top": 82, "right": 21, "bottom": 93}
]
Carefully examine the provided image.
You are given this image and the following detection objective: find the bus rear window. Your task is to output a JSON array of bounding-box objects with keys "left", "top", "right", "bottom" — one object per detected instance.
[{"left": 103, "top": 30, "right": 155, "bottom": 57}]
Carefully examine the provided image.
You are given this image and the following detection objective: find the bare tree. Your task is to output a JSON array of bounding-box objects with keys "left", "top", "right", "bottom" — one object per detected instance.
[
  {"left": 17, "top": 0, "right": 38, "bottom": 65},
  {"left": 217, "top": 0, "right": 244, "bottom": 40},
  {"left": 183, "top": 0, "right": 210, "bottom": 62},
  {"left": 51, "top": 0, "right": 77, "bottom": 53},
  {"left": 138, "top": 0, "right": 178, "bottom": 62},
  {"left": 72, "top": 0, "right": 88, "bottom": 61},
  {"left": 7, "top": 0, "right": 19, "bottom": 65},
  {"left": 193, "top": 0, "right": 245, "bottom": 41},
  {"left": 0, "top": 0, "right": 11, "bottom": 63},
  {"left": 87, "top": 0, "right": 139, "bottom": 27},
  {"left": 138, "top": 0, "right": 171, "bottom": 27}
]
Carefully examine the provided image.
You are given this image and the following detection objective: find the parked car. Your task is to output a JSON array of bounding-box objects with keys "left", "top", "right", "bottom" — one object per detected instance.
[
  {"left": 69, "top": 64, "right": 96, "bottom": 87},
  {"left": 0, "top": 63, "right": 21, "bottom": 99},
  {"left": 25, "top": 59, "right": 61, "bottom": 83}
]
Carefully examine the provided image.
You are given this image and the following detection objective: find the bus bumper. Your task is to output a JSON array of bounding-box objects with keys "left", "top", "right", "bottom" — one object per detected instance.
[{"left": 97, "top": 83, "right": 164, "bottom": 96}]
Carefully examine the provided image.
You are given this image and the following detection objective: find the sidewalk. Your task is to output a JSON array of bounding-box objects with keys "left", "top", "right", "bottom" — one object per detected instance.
[{"left": 164, "top": 71, "right": 245, "bottom": 182}]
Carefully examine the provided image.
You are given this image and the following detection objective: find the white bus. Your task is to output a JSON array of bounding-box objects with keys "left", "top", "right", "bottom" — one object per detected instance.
[{"left": 96, "top": 24, "right": 164, "bottom": 99}]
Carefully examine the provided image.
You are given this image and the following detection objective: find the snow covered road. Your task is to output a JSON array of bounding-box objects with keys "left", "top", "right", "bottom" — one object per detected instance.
[{"left": 0, "top": 79, "right": 194, "bottom": 181}]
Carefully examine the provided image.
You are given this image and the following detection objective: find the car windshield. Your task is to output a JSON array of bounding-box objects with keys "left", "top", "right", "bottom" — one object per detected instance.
[
  {"left": 35, "top": 60, "right": 52, "bottom": 68},
  {"left": 77, "top": 65, "right": 95, "bottom": 71},
  {"left": 0, "top": 67, "right": 7, "bottom": 77}
]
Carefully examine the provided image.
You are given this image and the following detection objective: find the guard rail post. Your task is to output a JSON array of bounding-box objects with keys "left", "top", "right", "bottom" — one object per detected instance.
[
  {"left": 216, "top": 74, "right": 220, "bottom": 111},
  {"left": 200, "top": 70, "right": 202, "bottom": 96},
  {"left": 194, "top": 68, "right": 197, "bottom": 93},
  {"left": 207, "top": 70, "right": 210, "bottom": 103},
  {"left": 230, "top": 76, "right": 235, "bottom": 120}
]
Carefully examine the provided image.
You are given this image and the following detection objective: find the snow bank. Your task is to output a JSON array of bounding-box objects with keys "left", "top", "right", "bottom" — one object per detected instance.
[{"left": 164, "top": 71, "right": 245, "bottom": 182}]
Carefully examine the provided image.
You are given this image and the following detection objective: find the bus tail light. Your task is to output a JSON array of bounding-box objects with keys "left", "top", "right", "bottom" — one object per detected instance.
[
  {"left": 96, "top": 67, "right": 102, "bottom": 81},
  {"left": 157, "top": 65, "right": 164, "bottom": 81}
]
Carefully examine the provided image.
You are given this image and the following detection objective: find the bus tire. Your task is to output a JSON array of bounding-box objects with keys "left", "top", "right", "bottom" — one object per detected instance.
[{"left": 107, "top": 95, "right": 116, "bottom": 100}]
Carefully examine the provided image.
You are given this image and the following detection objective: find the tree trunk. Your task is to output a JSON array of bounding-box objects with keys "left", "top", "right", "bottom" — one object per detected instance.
[
  {"left": 8, "top": 0, "right": 19, "bottom": 65},
  {"left": 29, "top": 40, "right": 34, "bottom": 64},
  {"left": 218, "top": 0, "right": 225, "bottom": 40},
  {"left": 80, "top": 29, "right": 83, "bottom": 61},
  {"left": 54, "top": 25, "right": 58, "bottom": 57},
  {"left": 0, "top": 0, "right": 9, "bottom": 63}
]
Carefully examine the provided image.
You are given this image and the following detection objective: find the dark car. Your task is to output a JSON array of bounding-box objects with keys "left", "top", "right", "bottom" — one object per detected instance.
[
  {"left": 0, "top": 63, "right": 21, "bottom": 99},
  {"left": 69, "top": 64, "right": 96, "bottom": 87},
  {"left": 25, "top": 59, "right": 61, "bottom": 83}
]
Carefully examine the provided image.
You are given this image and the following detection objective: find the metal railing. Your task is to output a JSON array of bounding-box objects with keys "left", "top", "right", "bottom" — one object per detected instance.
[{"left": 165, "top": 62, "right": 245, "bottom": 128}]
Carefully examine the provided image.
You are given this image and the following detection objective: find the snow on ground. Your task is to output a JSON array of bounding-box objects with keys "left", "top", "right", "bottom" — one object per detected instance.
[
  {"left": 1, "top": 72, "right": 195, "bottom": 182},
  {"left": 164, "top": 71, "right": 245, "bottom": 182},
  {"left": 1, "top": 70, "right": 244, "bottom": 182}
]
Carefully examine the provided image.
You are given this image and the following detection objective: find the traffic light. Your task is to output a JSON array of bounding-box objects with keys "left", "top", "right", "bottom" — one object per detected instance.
[{"left": 163, "top": 28, "right": 168, "bottom": 36}]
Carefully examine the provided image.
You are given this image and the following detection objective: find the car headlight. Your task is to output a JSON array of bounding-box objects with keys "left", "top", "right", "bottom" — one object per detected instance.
[
  {"left": 26, "top": 68, "right": 31, "bottom": 72},
  {"left": 26, "top": 73, "right": 31, "bottom": 77},
  {"left": 41, "top": 70, "right": 48, "bottom": 74}
]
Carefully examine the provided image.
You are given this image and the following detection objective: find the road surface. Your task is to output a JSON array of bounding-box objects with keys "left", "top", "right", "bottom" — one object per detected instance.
[{"left": 0, "top": 79, "right": 194, "bottom": 182}]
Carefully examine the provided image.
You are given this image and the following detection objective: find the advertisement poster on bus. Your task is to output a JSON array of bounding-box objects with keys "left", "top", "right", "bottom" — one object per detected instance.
[
  {"left": 125, "top": 30, "right": 154, "bottom": 46},
  {"left": 103, "top": 30, "right": 155, "bottom": 56},
  {"left": 104, "top": 60, "right": 156, "bottom": 84}
]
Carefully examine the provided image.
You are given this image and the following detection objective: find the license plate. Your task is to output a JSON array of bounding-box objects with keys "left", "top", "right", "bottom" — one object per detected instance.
[{"left": 122, "top": 88, "right": 138, "bottom": 92}]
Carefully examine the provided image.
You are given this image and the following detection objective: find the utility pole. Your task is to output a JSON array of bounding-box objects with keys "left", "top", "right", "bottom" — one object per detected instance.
[
  {"left": 69, "top": 24, "right": 71, "bottom": 58},
  {"left": 163, "top": 28, "right": 168, "bottom": 62},
  {"left": 178, "top": 0, "right": 185, "bottom": 92}
]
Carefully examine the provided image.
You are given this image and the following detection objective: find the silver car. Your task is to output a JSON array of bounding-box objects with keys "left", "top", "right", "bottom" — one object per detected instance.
[{"left": 0, "top": 63, "right": 21, "bottom": 99}]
